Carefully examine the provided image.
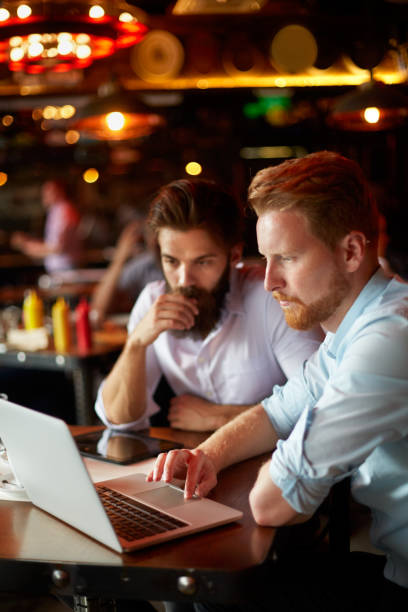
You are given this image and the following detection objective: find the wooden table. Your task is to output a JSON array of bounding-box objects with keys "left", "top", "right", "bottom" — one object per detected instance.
[{"left": 0, "top": 427, "right": 276, "bottom": 611}]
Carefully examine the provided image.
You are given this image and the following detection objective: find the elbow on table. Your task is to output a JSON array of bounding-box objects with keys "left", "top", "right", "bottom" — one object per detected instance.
[{"left": 249, "top": 487, "right": 287, "bottom": 527}]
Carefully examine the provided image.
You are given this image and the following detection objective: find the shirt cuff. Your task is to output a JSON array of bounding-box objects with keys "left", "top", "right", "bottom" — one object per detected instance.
[
  {"left": 268, "top": 408, "right": 333, "bottom": 515},
  {"left": 94, "top": 382, "right": 151, "bottom": 431},
  {"left": 261, "top": 384, "right": 293, "bottom": 439}
]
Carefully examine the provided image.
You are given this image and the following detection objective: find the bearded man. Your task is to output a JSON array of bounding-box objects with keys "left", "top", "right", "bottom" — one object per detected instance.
[{"left": 96, "top": 179, "right": 321, "bottom": 432}]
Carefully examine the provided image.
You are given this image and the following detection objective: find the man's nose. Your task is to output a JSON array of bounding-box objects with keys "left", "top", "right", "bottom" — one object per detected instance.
[
  {"left": 177, "top": 264, "right": 195, "bottom": 287},
  {"left": 264, "top": 261, "right": 284, "bottom": 293}
]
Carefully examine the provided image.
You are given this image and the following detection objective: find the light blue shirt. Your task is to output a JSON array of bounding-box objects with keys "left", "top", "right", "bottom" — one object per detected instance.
[{"left": 263, "top": 268, "right": 408, "bottom": 588}]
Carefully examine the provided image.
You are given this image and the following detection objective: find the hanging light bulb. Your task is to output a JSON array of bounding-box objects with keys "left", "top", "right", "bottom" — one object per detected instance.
[
  {"left": 71, "top": 81, "right": 166, "bottom": 141},
  {"left": 363, "top": 107, "right": 380, "bottom": 124},
  {"left": 89, "top": 5, "right": 105, "bottom": 19},
  {"left": 106, "top": 111, "right": 126, "bottom": 132},
  {"left": 17, "top": 4, "right": 32, "bottom": 19},
  {"left": 328, "top": 80, "right": 408, "bottom": 131}
]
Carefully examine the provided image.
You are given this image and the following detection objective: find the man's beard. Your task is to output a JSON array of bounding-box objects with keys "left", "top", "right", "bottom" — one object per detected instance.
[
  {"left": 166, "top": 264, "right": 230, "bottom": 339},
  {"left": 272, "top": 269, "right": 350, "bottom": 331}
]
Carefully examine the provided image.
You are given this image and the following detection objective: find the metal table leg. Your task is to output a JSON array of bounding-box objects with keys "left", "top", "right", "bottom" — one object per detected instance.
[
  {"left": 71, "top": 364, "right": 95, "bottom": 425},
  {"left": 73, "top": 595, "right": 117, "bottom": 611}
]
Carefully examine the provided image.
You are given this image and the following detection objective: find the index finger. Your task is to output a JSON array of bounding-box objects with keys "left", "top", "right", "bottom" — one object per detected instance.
[
  {"left": 184, "top": 450, "right": 207, "bottom": 499},
  {"left": 146, "top": 449, "right": 190, "bottom": 483},
  {"left": 161, "top": 293, "right": 199, "bottom": 315}
]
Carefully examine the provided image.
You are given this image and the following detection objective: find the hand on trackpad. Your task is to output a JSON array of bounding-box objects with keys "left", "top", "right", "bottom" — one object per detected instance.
[{"left": 137, "top": 484, "right": 197, "bottom": 509}]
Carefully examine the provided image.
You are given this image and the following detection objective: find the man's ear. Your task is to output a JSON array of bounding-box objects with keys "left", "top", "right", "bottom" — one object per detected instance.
[
  {"left": 339, "top": 231, "right": 367, "bottom": 272},
  {"left": 230, "top": 242, "right": 244, "bottom": 267}
]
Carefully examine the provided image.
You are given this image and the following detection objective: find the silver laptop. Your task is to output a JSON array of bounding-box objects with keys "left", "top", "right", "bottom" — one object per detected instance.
[{"left": 0, "top": 398, "right": 242, "bottom": 553}]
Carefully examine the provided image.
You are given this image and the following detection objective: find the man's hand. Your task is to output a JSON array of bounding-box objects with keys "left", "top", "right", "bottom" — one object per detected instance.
[
  {"left": 11, "top": 231, "right": 29, "bottom": 250},
  {"left": 146, "top": 448, "right": 218, "bottom": 499},
  {"left": 129, "top": 294, "right": 199, "bottom": 347},
  {"left": 169, "top": 394, "right": 223, "bottom": 431}
]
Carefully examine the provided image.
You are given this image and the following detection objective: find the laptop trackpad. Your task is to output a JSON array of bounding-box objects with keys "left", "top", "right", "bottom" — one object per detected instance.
[{"left": 137, "top": 485, "right": 195, "bottom": 509}]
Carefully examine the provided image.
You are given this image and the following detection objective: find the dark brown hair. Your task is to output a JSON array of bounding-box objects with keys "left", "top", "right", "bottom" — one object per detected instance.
[
  {"left": 147, "top": 179, "right": 244, "bottom": 248},
  {"left": 248, "top": 151, "right": 379, "bottom": 250}
]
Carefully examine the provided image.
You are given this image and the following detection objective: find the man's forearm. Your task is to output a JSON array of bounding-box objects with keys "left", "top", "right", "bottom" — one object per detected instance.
[
  {"left": 102, "top": 339, "right": 147, "bottom": 424},
  {"left": 91, "top": 259, "right": 125, "bottom": 325},
  {"left": 214, "top": 403, "right": 256, "bottom": 428},
  {"left": 197, "top": 404, "right": 278, "bottom": 474}
]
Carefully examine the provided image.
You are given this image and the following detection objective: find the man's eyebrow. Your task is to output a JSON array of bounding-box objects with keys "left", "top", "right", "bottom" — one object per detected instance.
[
  {"left": 160, "top": 252, "right": 218, "bottom": 260},
  {"left": 195, "top": 253, "right": 218, "bottom": 260}
]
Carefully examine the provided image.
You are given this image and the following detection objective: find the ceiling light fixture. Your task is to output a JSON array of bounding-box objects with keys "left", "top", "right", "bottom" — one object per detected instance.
[
  {"left": 328, "top": 79, "right": 408, "bottom": 130},
  {"left": 172, "top": 0, "right": 267, "bottom": 14},
  {"left": 0, "top": 1, "right": 148, "bottom": 74},
  {"left": 70, "top": 80, "right": 165, "bottom": 141}
]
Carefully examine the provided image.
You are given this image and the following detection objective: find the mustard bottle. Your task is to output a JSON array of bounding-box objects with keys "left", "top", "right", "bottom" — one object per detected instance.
[
  {"left": 52, "top": 297, "right": 71, "bottom": 352},
  {"left": 23, "top": 290, "right": 44, "bottom": 330}
]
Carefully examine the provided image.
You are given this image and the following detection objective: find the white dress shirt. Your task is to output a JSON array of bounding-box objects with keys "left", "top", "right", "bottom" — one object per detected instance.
[{"left": 95, "top": 265, "right": 322, "bottom": 430}]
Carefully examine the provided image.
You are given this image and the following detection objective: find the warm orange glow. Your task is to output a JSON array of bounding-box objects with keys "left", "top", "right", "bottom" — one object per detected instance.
[
  {"left": 185, "top": 161, "right": 202, "bottom": 176},
  {"left": 65, "top": 129, "right": 80, "bottom": 144},
  {"left": 0, "top": 172, "right": 8, "bottom": 186},
  {"left": 61, "top": 105, "right": 76, "bottom": 119},
  {"left": 2, "top": 114, "right": 14, "bottom": 126},
  {"left": 83, "top": 168, "right": 99, "bottom": 183},
  {"left": 106, "top": 111, "right": 125, "bottom": 131},
  {"left": 364, "top": 107, "right": 380, "bottom": 124},
  {"left": 43, "top": 105, "right": 57, "bottom": 119}
]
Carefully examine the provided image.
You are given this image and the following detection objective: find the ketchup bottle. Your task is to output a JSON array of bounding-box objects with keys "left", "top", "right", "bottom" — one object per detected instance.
[
  {"left": 75, "top": 298, "right": 92, "bottom": 352},
  {"left": 23, "top": 290, "right": 44, "bottom": 330},
  {"left": 52, "top": 297, "right": 71, "bottom": 353}
]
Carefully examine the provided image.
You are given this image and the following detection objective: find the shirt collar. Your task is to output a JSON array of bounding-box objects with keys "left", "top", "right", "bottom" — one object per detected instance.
[{"left": 326, "top": 267, "right": 391, "bottom": 357}]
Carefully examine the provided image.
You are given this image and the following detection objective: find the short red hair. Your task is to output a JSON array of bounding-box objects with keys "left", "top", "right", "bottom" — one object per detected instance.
[{"left": 248, "top": 151, "right": 379, "bottom": 250}]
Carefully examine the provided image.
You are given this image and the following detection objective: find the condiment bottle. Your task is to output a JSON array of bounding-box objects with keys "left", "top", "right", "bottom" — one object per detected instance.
[
  {"left": 75, "top": 298, "right": 92, "bottom": 352},
  {"left": 23, "top": 290, "right": 44, "bottom": 330},
  {"left": 52, "top": 297, "right": 71, "bottom": 353}
]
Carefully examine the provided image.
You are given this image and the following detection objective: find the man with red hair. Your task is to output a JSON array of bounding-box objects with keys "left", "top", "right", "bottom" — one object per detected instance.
[{"left": 150, "top": 152, "right": 408, "bottom": 610}]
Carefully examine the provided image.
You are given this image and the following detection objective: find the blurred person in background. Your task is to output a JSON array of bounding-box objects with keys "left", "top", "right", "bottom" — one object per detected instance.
[
  {"left": 11, "top": 179, "right": 82, "bottom": 273},
  {"left": 90, "top": 218, "right": 163, "bottom": 328}
]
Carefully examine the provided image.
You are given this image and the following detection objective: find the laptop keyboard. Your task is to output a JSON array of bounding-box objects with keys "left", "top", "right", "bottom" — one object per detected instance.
[{"left": 96, "top": 485, "right": 188, "bottom": 542}]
